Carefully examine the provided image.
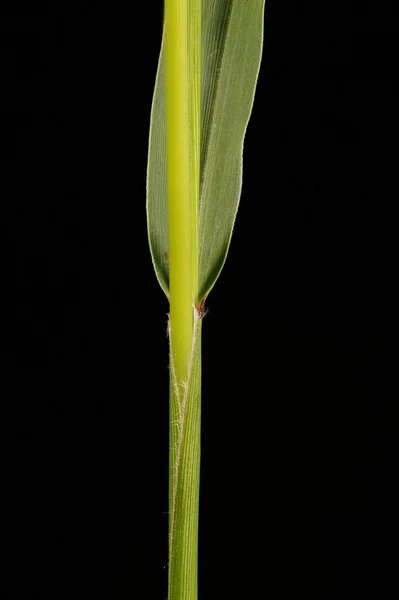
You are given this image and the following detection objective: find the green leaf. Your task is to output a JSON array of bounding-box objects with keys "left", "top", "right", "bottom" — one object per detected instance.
[{"left": 147, "top": 0, "right": 265, "bottom": 301}]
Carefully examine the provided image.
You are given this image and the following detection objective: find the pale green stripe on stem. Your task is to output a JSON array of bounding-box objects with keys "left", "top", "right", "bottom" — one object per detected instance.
[
  {"left": 165, "top": 0, "right": 201, "bottom": 599},
  {"left": 165, "top": 0, "right": 193, "bottom": 383}
]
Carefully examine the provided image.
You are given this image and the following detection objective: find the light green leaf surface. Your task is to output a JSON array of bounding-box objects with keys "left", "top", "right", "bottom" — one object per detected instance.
[{"left": 147, "top": 0, "right": 265, "bottom": 302}]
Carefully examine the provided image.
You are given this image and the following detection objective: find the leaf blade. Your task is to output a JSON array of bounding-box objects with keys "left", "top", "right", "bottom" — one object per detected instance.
[
  {"left": 146, "top": 29, "right": 169, "bottom": 297},
  {"left": 146, "top": 1, "right": 266, "bottom": 301},
  {"left": 199, "top": 0, "right": 265, "bottom": 298}
]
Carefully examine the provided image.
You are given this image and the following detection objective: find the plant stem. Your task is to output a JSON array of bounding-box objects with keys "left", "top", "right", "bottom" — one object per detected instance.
[
  {"left": 165, "top": 0, "right": 201, "bottom": 598},
  {"left": 166, "top": 0, "right": 192, "bottom": 378},
  {"left": 188, "top": 0, "right": 201, "bottom": 304},
  {"left": 168, "top": 317, "right": 201, "bottom": 600}
]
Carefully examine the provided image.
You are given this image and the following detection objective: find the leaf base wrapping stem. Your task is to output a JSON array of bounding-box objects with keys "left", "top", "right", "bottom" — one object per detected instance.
[{"left": 168, "top": 308, "right": 202, "bottom": 600}]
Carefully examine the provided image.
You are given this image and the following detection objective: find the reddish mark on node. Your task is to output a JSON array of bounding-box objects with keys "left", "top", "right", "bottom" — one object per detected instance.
[{"left": 198, "top": 295, "right": 208, "bottom": 319}]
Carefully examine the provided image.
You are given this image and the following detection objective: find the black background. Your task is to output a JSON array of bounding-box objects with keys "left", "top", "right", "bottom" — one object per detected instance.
[{"left": 1, "top": 1, "right": 397, "bottom": 598}]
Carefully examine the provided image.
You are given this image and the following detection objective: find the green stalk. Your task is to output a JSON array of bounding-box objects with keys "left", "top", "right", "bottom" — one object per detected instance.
[{"left": 165, "top": 0, "right": 201, "bottom": 598}]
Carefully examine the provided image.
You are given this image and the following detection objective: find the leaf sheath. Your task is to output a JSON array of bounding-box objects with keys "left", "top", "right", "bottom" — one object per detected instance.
[{"left": 168, "top": 312, "right": 202, "bottom": 600}]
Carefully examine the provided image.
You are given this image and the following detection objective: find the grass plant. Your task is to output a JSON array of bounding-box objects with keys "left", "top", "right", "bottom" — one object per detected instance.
[{"left": 147, "top": 2, "right": 265, "bottom": 597}]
